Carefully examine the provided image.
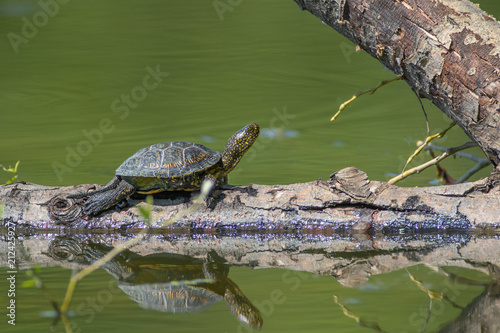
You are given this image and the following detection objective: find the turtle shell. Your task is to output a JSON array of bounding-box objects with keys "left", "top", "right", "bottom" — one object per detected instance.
[
  {"left": 118, "top": 281, "right": 223, "bottom": 313},
  {"left": 115, "top": 142, "right": 221, "bottom": 192}
]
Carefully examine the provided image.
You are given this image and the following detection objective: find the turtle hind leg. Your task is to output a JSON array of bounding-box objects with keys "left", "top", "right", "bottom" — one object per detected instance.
[
  {"left": 83, "top": 180, "right": 136, "bottom": 216},
  {"left": 68, "top": 176, "right": 122, "bottom": 199}
]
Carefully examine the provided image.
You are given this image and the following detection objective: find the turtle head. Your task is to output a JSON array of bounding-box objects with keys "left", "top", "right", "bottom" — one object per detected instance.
[{"left": 221, "top": 123, "right": 260, "bottom": 175}]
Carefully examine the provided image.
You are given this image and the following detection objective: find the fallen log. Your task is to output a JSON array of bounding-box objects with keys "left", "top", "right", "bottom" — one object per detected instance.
[{"left": 1, "top": 168, "right": 499, "bottom": 231}]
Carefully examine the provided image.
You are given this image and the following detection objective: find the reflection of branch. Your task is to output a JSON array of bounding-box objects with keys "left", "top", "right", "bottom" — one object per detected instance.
[
  {"left": 389, "top": 141, "right": 479, "bottom": 184},
  {"left": 406, "top": 268, "right": 467, "bottom": 333},
  {"left": 407, "top": 269, "right": 444, "bottom": 301},
  {"left": 333, "top": 295, "right": 385, "bottom": 332},
  {"left": 407, "top": 269, "right": 435, "bottom": 333}
]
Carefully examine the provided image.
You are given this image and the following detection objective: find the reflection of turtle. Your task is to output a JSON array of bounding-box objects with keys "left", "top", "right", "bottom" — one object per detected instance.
[
  {"left": 68, "top": 123, "right": 259, "bottom": 216},
  {"left": 119, "top": 253, "right": 263, "bottom": 330},
  {"left": 46, "top": 238, "right": 263, "bottom": 330}
]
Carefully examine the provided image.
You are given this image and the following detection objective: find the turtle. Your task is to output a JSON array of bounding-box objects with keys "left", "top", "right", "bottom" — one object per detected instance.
[{"left": 69, "top": 123, "right": 260, "bottom": 216}]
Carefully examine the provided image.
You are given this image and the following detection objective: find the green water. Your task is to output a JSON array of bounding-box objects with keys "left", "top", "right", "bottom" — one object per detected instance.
[
  {"left": 1, "top": 0, "right": 500, "bottom": 332},
  {"left": 0, "top": 262, "right": 491, "bottom": 333},
  {"left": 1, "top": 0, "right": 497, "bottom": 187}
]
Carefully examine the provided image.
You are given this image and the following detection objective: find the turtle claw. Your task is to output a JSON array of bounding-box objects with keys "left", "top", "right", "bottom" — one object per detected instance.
[
  {"left": 82, "top": 198, "right": 105, "bottom": 216},
  {"left": 78, "top": 197, "right": 103, "bottom": 217}
]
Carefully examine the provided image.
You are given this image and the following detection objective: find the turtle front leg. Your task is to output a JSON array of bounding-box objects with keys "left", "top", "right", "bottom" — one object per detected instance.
[{"left": 82, "top": 180, "right": 137, "bottom": 216}]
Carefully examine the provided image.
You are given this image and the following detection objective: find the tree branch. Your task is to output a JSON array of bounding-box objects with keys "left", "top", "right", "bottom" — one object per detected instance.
[{"left": 294, "top": 0, "right": 500, "bottom": 169}]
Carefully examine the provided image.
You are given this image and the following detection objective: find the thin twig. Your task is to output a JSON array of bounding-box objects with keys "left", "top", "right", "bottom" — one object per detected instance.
[
  {"left": 423, "top": 142, "right": 491, "bottom": 183},
  {"left": 389, "top": 142, "right": 476, "bottom": 184},
  {"left": 424, "top": 142, "right": 480, "bottom": 161},
  {"left": 411, "top": 88, "right": 430, "bottom": 137},
  {"left": 331, "top": 77, "right": 401, "bottom": 121},
  {"left": 402, "top": 122, "right": 456, "bottom": 172},
  {"left": 457, "top": 160, "right": 491, "bottom": 183}
]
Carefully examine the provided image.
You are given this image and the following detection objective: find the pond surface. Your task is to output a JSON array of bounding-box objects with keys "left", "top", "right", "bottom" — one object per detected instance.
[
  {"left": 1, "top": 232, "right": 498, "bottom": 333},
  {"left": 1, "top": 0, "right": 500, "bottom": 332},
  {"left": 2, "top": 0, "right": 499, "bottom": 187}
]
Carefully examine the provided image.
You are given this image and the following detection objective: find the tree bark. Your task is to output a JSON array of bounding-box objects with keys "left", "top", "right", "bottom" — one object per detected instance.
[
  {"left": 294, "top": 0, "right": 500, "bottom": 168},
  {"left": 1, "top": 168, "right": 499, "bottom": 229}
]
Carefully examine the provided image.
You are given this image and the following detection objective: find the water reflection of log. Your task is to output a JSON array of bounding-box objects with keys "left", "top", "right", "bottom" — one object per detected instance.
[
  {"left": 45, "top": 237, "right": 263, "bottom": 330},
  {"left": 3, "top": 232, "right": 498, "bottom": 286},
  {"left": 2, "top": 168, "right": 500, "bottom": 230},
  {"left": 2, "top": 233, "right": 499, "bottom": 330}
]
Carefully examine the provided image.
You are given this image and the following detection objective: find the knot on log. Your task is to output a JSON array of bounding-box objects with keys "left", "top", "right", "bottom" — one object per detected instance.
[
  {"left": 48, "top": 195, "right": 84, "bottom": 223},
  {"left": 330, "top": 167, "right": 376, "bottom": 200}
]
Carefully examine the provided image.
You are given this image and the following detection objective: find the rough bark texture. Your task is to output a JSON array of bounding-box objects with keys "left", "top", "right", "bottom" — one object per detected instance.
[
  {"left": 294, "top": 0, "right": 500, "bottom": 168},
  {"left": 1, "top": 168, "right": 499, "bottom": 230}
]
